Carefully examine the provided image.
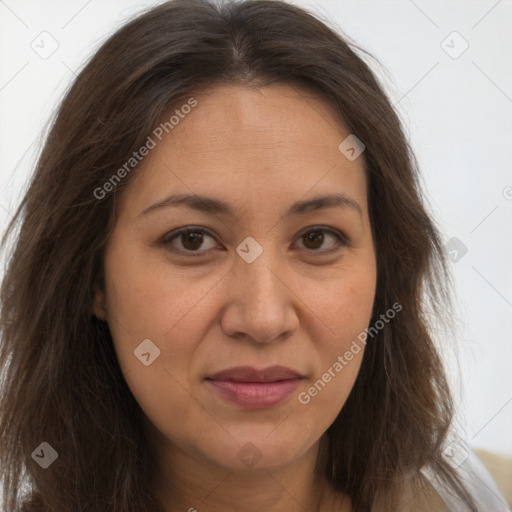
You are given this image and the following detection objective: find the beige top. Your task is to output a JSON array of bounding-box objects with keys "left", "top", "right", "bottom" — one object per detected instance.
[{"left": 407, "top": 443, "right": 511, "bottom": 512}]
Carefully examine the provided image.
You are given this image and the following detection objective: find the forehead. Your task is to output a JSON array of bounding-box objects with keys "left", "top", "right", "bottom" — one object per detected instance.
[
  {"left": 168, "top": 83, "right": 350, "bottom": 154},
  {"left": 120, "top": 83, "right": 368, "bottom": 219}
]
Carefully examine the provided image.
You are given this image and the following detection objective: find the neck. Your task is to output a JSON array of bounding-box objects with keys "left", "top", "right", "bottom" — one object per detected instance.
[{"left": 149, "top": 431, "right": 349, "bottom": 512}]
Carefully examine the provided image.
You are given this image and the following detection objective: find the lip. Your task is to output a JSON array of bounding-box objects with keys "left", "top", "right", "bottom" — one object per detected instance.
[{"left": 205, "top": 365, "right": 304, "bottom": 409}]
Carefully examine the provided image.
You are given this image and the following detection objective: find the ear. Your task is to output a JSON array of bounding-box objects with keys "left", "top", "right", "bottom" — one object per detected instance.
[{"left": 92, "top": 283, "right": 108, "bottom": 320}]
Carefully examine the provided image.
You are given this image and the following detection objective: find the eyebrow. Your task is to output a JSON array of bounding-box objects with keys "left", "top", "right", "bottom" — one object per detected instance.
[{"left": 138, "top": 192, "right": 363, "bottom": 219}]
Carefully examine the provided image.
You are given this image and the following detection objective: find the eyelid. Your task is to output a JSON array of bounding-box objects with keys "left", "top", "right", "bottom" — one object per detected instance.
[{"left": 159, "top": 225, "right": 350, "bottom": 256}]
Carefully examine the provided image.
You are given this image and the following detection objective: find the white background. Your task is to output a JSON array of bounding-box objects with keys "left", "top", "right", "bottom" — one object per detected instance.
[{"left": 1, "top": 0, "right": 511, "bottom": 459}]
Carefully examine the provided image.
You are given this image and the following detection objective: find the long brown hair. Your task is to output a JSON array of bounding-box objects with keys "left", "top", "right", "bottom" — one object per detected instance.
[{"left": 0, "top": 0, "right": 476, "bottom": 510}]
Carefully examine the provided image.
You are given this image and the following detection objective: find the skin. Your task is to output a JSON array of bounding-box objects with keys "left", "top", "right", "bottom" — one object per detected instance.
[{"left": 93, "top": 83, "right": 377, "bottom": 512}]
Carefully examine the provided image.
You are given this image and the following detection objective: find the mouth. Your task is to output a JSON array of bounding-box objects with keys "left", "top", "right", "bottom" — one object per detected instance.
[{"left": 205, "top": 365, "right": 304, "bottom": 409}]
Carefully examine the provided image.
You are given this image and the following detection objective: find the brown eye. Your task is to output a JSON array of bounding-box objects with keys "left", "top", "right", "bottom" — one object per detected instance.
[
  {"left": 162, "top": 228, "right": 218, "bottom": 255},
  {"left": 180, "top": 231, "right": 205, "bottom": 251},
  {"left": 295, "top": 228, "right": 347, "bottom": 253},
  {"left": 302, "top": 230, "right": 325, "bottom": 250}
]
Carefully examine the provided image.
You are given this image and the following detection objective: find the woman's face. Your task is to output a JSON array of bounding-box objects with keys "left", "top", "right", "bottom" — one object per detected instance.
[{"left": 93, "top": 83, "right": 377, "bottom": 475}]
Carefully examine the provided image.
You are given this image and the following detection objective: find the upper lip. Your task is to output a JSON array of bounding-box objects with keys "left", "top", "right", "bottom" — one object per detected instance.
[{"left": 206, "top": 365, "right": 303, "bottom": 383}]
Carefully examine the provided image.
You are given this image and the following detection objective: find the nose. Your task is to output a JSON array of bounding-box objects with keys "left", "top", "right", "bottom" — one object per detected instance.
[{"left": 220, "top": 244, "right": 299, "bottom": 344}]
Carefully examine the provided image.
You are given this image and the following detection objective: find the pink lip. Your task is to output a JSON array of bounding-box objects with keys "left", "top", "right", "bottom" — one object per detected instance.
[{"left": 205, "top": 365, "right": 303, "bottom": 409}]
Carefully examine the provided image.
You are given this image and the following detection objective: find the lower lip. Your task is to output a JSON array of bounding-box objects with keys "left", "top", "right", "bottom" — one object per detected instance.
[{"left": 206, "top": 378, "right": 302, "bottom": 409}]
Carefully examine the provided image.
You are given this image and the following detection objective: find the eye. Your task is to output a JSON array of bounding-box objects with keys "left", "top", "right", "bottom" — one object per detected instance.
[
  {"left": 293, "top": 226, "right": 348, "bottom": 253},
  {"left": 160, "top": 227, "right": 219, "bottom": 256},
  {"left": 159, "top": 226, "right": 348, "bottom": 256}
]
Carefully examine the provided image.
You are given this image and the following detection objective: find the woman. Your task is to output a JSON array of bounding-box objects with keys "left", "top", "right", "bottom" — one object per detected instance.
[{"left": 0, "top": 0, "right": 507, "bottom": 511}]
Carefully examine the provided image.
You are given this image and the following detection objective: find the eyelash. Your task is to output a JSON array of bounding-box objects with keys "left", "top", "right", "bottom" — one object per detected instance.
[{"left": 159, "top": 225, "right": 349, "bottom": 257}]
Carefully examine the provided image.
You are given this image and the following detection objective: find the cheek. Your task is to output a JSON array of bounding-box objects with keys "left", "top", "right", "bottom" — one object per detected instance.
[
  {"left": 101, "top": 242, "right": 222, "bottom": 410},
  {"left": 103, "top": 244, "right": 214, "bottom": 347},
  {"left": 101, "top": 252, "right": 204, "bottom": 436},
  {"left": 295, "top": 266, "right": 376, "bottom": 417},
  {"left": 303, "top": 262, "right": 376, "bottom": 352}
]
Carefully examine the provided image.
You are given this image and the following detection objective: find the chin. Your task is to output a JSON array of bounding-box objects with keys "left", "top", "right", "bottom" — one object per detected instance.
[{"left": 197, "top": 429, "right": 318, "bottom": 472}]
